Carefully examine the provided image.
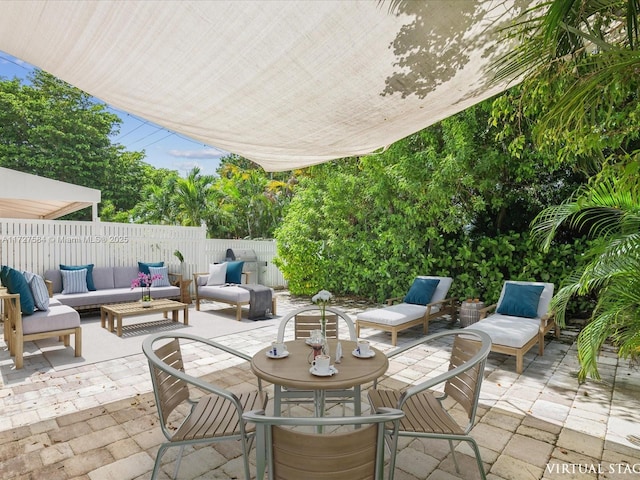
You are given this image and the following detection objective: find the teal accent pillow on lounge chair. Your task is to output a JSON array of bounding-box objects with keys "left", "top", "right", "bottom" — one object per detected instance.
[
  {"left": 225, "top": 261, "right": 244, "bottom": 284},
  {"left": 1, "top": 266, "right": 36, "bottom": 315},
  {"left": 404, "top": 278, "right": 440, "bottom": 306},
  {"left": 496, "top": 283, "right": 544, "bottom": 318}
]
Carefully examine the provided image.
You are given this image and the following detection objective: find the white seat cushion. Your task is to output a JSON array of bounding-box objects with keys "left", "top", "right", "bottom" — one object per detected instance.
[
  {"left": 357, "top": 303, "right": 432, "bottom": 327},
  {"left": 198, "top": 285, "right": 251, "bottom": 303},
  {"left": 466, "top": 314, "right": 540, "bottom": 349}
]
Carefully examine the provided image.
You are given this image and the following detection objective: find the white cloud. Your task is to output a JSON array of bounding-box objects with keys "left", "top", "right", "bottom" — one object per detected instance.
[{"left": 168, "top": 148, "right": 227, "bottom": 159}]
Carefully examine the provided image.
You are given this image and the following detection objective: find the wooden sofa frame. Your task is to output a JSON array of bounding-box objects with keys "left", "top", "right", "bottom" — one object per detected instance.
[{"left": 1, "top": 291, "right": 82, "bottom": 369}]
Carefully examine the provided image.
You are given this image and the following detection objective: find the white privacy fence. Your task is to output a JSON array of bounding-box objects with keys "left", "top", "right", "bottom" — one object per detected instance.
[{"left": 0, "top": 219, "right": 287, "bottom": 288}]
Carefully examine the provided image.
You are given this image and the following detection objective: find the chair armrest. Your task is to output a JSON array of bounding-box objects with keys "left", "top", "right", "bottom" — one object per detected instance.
[
  {"left": 45, "top": 279, "right": 54, "bottom": 298},
  {"left": 478, "top": 303, "right": 497, "bottom": 320},
  {"left": 386, "top": 296, "right": 404, "bottom": 305},
  {"left": 397, "top": 330, "right": 492, "bottom": 407},
  {"left": 168, "top": 272, "right": 183, "bottom": 284}
]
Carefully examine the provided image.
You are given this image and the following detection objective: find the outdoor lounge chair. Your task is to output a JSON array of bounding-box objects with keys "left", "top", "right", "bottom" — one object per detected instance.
[
  {"left": 243, "top": 407, "right": 405, "bottom": 480},
  {"left": 356, "top": 276, "right": 456, "bottom": 346},
  {"left": 142, "top": 332, "right": 268, "bottom": 480},
  {"left": 368, "top": 330, "right": 492, "bottom": 480},
  {"left": 464, "top": 280, "right": 559, "bottom": 374}
]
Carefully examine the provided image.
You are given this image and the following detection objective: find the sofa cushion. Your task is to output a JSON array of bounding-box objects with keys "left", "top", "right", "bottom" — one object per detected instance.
[
  {"left": 357, "top": 303, "right": 430, "bottom": 326},
  {"left": 404, "top": 278, "right": 440, "bottom": 306},
  {"left": 225, "top": 261, "right": 244, "bottom": 284},
  {"left": 53, "top": 285, "right": 180, "bottom": 308},
  {"left": 61, "top": 268, "right": 89, "bottom": 294},
  {"left": 466, "top": 314, "right": 540, "bottom": 349},
  {"left": 114, "top": 266, "right": 140, "bottom": 288},
  {"left": 22, "top": 304, "right": 80, "bottom": 335},
  {"left": 149, "top": 266, "right": 171, "bottom": 287},
  {"left": 2, "top": 266, "right": 36, "bottom": 315},
  {"left": 60, "top": 264, "right": 96, "bottom": 291},
  {"left": 207, "top": 263, "right": 227, "bottom": 286},
  {"left": 92, "top": 267, "right": 115, "bottom": 290}
]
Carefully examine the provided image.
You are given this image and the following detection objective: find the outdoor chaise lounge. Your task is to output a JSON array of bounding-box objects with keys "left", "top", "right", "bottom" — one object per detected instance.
[
  {"left": 356, "top": 276, "right": 456, "bottom": 346},
  {"left": 464, "top": 280, "right": 559, "bottom": 374}
]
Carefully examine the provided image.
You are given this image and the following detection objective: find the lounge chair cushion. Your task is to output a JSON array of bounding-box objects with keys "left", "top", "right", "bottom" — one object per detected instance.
[
  {"left": 466, "top": 314, "right": 539, "bottom": 349},
  {"left": 357, "top": 302, "right": 432, "bottom": 327},
  {"left": 404, "top": 278, "right": 440, "bottom": 306},
  {"left": 496, "top": 281, "right": 555, "bottom": 319},
  {"left": 198, "top": 285, "right": 250, "bottom": 303},
  {"left": 496, "top": 283, "right": 544, "bottom": 318}
]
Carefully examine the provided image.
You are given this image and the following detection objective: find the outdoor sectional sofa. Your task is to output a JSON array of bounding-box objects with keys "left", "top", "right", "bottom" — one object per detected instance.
[{"left": 44, "top": 265, "right": 181, "bottom": 311}]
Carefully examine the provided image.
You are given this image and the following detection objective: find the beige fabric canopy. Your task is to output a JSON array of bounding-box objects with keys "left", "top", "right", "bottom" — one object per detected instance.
[
  {"left": 0, "top": 168, "right": 101, "bottom": 220},
  {"left": 0, "top": 1, "right": 524, "bottom": 172}
]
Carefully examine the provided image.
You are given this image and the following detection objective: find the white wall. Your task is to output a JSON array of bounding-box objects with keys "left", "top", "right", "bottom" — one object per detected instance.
[{"left": 0, "top": 219, "right": 286, "bottom": 288}]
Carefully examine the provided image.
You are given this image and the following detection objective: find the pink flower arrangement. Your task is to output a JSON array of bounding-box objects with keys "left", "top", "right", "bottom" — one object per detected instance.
[{"left": 131, "top": 272, "right": 162, "bottom": 301}]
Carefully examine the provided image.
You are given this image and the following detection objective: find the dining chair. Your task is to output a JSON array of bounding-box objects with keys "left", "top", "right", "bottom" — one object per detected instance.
[
  {"left": 243, "top": 407, "right": 405, "bottom": 480},
  {"left": 142, "top": 332, "right": 268, "bottom": 480},
  {"left": 368, "top": 330, "right": 492, "bottom": 479},
  {"left": 275, "top": 305, "right": 358, "bottom": 415}
]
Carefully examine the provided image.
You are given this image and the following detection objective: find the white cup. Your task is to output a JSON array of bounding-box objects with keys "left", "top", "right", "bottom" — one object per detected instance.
[
  {"left": 312, "top": 354, "right": 331, "bottom": 373},
  {"left": 270, "top": 341, "right": 287, "bottom": 357},
  {"left": 356, "top": 340, "right": 370, "bottom": 356}
]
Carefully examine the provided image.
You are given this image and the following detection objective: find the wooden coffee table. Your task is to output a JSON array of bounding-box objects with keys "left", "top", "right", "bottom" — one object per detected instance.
[{"left": 101, "top": 299, "right": 189, "bottom": 337}]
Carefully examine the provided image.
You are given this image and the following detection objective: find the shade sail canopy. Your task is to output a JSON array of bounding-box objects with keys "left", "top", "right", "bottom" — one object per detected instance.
[
  {"left": 0, "top": 168, "right": 101, "bottom": 220},
  {"left": 0, "top": 1, "right": 523, "bottom": 172}
]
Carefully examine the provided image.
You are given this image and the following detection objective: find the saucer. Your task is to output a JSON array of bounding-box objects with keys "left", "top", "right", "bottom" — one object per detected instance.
[
  {"left": 309, "top": 365, "right": 338, "bottom": 377},
  {"left": 266, "top": 350, "right": 289, "bottom": 359},
  {"left": 352, "top": 349, "right": 375, "bottom": 359}
]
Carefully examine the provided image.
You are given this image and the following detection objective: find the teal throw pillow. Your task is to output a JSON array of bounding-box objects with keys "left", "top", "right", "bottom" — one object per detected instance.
[
  {"left": 60, "top": 264, "right": 96, "bottom": 291},
  {"left": 496, "top": 283, "right": 544, "bottom": 318},
  {"left": 404, "top": 278, "right": 440, "bottom": 306},
  {"left": 3, "top": 266, "right": 36, "bottom": 315},
  {"left": 225, "top": 261, "right": 244, "bottom": 284},
  {"left": 138, "top": 261, "right": 164, "bottom": 275}
]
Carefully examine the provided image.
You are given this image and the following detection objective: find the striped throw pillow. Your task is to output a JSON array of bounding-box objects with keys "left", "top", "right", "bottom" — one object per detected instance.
[
  {"left": 24, "top": 272, "right": 50, "bottom": 311},
  {"left": 149, "top": 266, "right": 171, "bottom": 287},
  {"left": 61, "top": 268, "right": 89, "bottom": 294}
]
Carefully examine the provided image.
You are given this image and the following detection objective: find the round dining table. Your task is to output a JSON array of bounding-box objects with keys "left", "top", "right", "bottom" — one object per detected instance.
[{"left": 251, "top": 339, "right": 389, "bottom": 419}]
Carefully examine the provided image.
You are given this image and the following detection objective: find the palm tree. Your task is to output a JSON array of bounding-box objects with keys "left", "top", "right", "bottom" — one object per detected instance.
[
  {"left": 494, "top": 0, "right": 640, "bottom": 379},
  {"left": 174, "top": 167, "right": 215, "bottom": 227},
  {"left": 532, "top": 176, "right": 640, "bottom": 380}
]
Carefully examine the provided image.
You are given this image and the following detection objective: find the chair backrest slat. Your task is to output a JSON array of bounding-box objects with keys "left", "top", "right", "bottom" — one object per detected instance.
[
  {"left": 444, "top": 335, "right": 485, "bottom": 421},
  {"left": 272, "top": 424, "right": 377, "bottom": 479},
  {"left": 294, "top": 313, "right": 339, "bottom": 339},
  {"left": 152, "top": 339, "right": 190, "bottom": 425}
]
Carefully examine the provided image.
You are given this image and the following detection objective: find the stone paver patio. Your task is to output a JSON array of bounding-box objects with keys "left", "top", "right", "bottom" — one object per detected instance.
[{"left": 1, "top": 292, "right": 639, "bottom": 479}]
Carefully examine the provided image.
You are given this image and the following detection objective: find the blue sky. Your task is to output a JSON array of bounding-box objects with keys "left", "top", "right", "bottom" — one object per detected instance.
[{"left": 0, "top": 51, "right": 226, "bottom": 176}]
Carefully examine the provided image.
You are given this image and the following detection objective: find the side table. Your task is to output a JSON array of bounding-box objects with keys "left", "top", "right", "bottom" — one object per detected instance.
[
  {"left": 459, "top": 299, "right": 484, "bottom": 327},
  {"left": 178, "top": 279, "right": 192, "bottom": 304}
]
